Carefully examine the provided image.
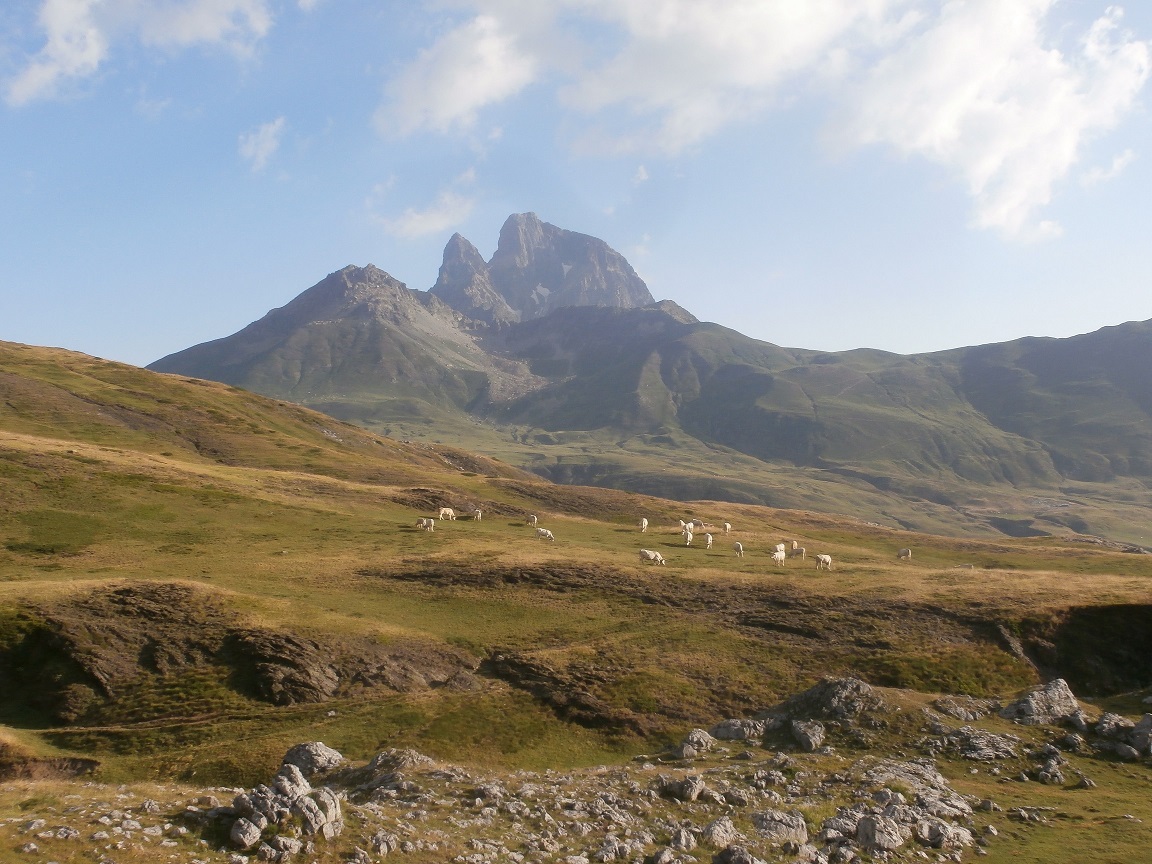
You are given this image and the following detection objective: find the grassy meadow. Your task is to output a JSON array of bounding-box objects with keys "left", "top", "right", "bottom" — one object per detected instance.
[{"left": 3, "top": 341, "right": 1152, "bottom": 862}]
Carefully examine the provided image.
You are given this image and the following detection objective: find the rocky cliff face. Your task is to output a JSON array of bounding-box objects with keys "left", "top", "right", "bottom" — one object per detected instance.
[
  {"left": 431, "top": 212, "right": 654, "bottom": 322},
  {"left": 430, "top": 234, "right": 521, "bottom": 325}
]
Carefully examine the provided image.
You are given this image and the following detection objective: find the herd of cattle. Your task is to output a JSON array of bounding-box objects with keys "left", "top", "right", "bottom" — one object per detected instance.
[{"left": 414, "top": 507, "right": 914, "bottom": 571}]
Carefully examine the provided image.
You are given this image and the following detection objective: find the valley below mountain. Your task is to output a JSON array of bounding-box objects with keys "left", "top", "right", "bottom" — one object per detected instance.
[{"left": 149, "top": 213, "right": 1152, "bottom": 547}]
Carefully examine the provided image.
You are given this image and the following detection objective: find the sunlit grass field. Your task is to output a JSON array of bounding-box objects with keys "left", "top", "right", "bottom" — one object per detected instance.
[{"left": 3, "top": 341, "right": 1152, "bottom": 862}]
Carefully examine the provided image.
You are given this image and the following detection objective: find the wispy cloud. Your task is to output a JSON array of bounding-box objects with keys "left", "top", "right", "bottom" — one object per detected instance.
[
  {"left": 380, "top": 190, "right": 476, "bottom": 239},
  {"left": 1082, "top": 148, "right": 1136, "bottom": 187},
  {"left": 239, "top": 116, "right": 286, "bottom": 172},
  {"left": 5, "top": 0, "right": 272, "bottom": 105},
  {"left": 632, "top": 165, "right": 649, "bottom": 185},
  {"left": 835, "top": 1, "right": 1150, "bottom": 239},
  {"left": 380, "top": 13, "right": 536, "bottom": 135}
]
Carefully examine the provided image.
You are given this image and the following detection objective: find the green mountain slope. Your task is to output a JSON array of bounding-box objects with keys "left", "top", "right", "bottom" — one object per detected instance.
[{"left": 145, "top": 219, "right": 1152, "bottom": 544}]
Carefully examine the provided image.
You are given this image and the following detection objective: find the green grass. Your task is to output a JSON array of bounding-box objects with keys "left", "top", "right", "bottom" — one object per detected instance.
[{"left": 2, "top": 339, "right": 1152, "bottom": 864}]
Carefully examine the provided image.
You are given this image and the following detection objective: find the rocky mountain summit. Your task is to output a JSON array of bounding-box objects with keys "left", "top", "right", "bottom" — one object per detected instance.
[
  {"left": 429, "top": 213, "right": 654, "bottom": 325},
  {"left": 8, "top": 676, "right": 1151, "bottom": 864}
]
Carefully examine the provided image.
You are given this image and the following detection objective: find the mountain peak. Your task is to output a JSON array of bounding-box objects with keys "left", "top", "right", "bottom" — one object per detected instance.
[
  {"left": 430, "top": 234, "right": 520, "bottom": 325},
  {"left": 431, "top": 214, "right": 654, "bottom": 324}
]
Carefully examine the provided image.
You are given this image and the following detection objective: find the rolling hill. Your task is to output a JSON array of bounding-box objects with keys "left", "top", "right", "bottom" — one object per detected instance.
[{"left": 4, "top": 340, "right": 1152, "bottom": 863}]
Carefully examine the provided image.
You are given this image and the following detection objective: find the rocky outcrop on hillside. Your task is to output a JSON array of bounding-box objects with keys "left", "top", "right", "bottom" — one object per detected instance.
[
  {"left": 0, "top": 583, "right": 479, "bottom": 722},
  {"left": 7, "top": 677, "right": 1152, "bottom": 863}
]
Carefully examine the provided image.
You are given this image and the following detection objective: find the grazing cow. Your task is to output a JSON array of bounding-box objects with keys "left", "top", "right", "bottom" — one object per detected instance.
[
  {"left": 684, "top": 530, "right": 694, "bottom": 547},
  {"left": 415, "top": 517, "right": 434, "bottom": 531},
  {"left": 790, "top": 546, "right": 806, "bottom": 560},
  {"left": 723, "top": 522, "right": 732, "bottom": 535},
  {"left": 536, "top": 527, "right": 555, "bottom": 541},
  {"left": 474, "top": 509, "right": 482, "bottom": 521},
  {"left": 639, "top": 549, "right": 666, "bottom": 565},
  {"left": 438, "top": 507, "right": 456, "bottom": 521},
  {"left": 816, "top": 554, "right": 833, "bottom": 570},
  {"left": 898, "top": 548, "right": 912, "bottom": 560},
  {"left": 705, "top": 533, "right": 713, "bottom": 549},
  {"left": 527, "top": 514, "right": 538, "bottom": 526},
  {"left": 771, "top": 549, "right": 786, "bottom": 567},
  {"left": 691, "top": 519, "right": 705, "bottom": 530},
  {"left": 733, "top": 542, "right": 744, "bottom": 558},
  {"left": 639, "top": 517, "right": 649, "bottom": 532},
  {"left": 774, "top": 543, "right": 787, "bottom": 554}
]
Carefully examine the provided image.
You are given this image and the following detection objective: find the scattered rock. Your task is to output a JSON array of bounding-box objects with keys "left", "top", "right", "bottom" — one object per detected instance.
[
  {"left": 712, "top": 844, "right": 766, "bottom": 864},
  {"left": 931, "top": 696, "right": 1000, "bottom": 722},
  {"left": 282, "top": 742, "right": 345, "bottom": 777},
  {"left": 710, "top": 719, "right": 767, "bottom": 741},
  {"left": 857, "top": 814, "right": 909, "bottom": 852},
  {"left": 999, "top": 679, "right": 1081, "bottom": 726},
  {"left": 791, "top": 720, "right": 826, "bottom": 752},
  {"left": 931, "top": 725, "right": 1022, "bottom": 761},
  {"left": 659, "top": 774, "right": 706, "bottom": 802},
  {"left": 1095, "top": 712, "right": 1135, "bottom": 739},
  {"left": 682, "top": 728, "right": 717, "bottom": 753},
  {"left": 701, "top": 815, "right": 744, "bottom": 847},
  {"left": 762, "top": 678, "right": 885, "bottom": 722},
  {"left": 751, "top": 809, "right": 808, "bottom": 844},
  {"left": 230, "top": 817, "right": 262, "bottom": 850}
]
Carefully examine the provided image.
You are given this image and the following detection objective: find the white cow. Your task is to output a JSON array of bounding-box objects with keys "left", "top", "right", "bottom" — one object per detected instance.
[
  {"left": 790, "top": 547, "right": 806, "bottom": 560},
  {"left": 438, "top": 507, "right": 456, "bottom": 521},
  {"left": 679, "top": 519, "right": 687, "bottom": 530},
  {"left": 723, "top": 522, "right": 732, "bottom": 535},
  {"left": 639, "top": 549, "right": 666, "bottom": 565},
  {"left": 816, "top": 554, "right": 833, "bottom": 570},
  {"left": 639, "top": 517, "right": 649, "bottom": 532},
  {"left": 684, "top": 530, "right": 694, "bottom": 546},
  {"left": 771, "top": 549, "right": 786, "bottom": 567},
  {"left": 774, "top": 543, "right": 787, "bottom": 554},
  {"left": 474, "top": 509, "right": 482, "bottom": 521},
  {"left": 536, "top": 527, "right": 555, "bottom": 541},
  {"left": 415, "top": 517, "right": 435, "bottom": 531},
  {"left": 733, "top": 542, "right": 744, "bottom": 558},
  {"left": 705, "top": 533, "right": 713, "bottom": 549},
  {"left": 691, "top": 519, "right": 705, "bottom": 530},
  {"left": 898, "top": 548, "right": 912, "bottom": 560},
  {"left": 526, "top": 514, "right": 538, "bottom": 526}
]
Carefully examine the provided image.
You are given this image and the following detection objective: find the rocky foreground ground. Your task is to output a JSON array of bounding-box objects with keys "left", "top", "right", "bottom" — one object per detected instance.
[{"left": 3, "top": 677, "right": 1150, "bottom": 864}]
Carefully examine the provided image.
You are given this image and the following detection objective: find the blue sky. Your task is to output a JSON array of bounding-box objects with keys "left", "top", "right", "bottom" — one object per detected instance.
[{"left": 3, "top": 0, "right": 1150, "bottom": 368}]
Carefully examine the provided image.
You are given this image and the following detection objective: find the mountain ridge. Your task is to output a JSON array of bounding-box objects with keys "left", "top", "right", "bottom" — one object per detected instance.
[{"left": 148, "top": 214, "right": 1152, "bottom": 543}]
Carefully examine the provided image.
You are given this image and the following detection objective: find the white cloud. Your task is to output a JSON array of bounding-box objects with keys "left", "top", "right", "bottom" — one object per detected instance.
[
  {"left": 381, "top": 190, "right": 476, "bottom": 239},
  {"left": 239, "top": 116, "right": 285, "bottom": 172},
  {"left": 559, "top": 0, "right": 918, "bottom": 153},
  {"left": 5, "top": 0, "right": 272, "bottom": 105},
  {"left": 632, "top": 164, "right": 649, "bottom": 184},
  {"left": 834, "top": 1, "right": 1150, "bottom": 238},
  {"left": 133, "top": 0, "right": 272, "bottom": 51},
  {"left": 1082, "top": 148, "right": 1136, "bottom": 187},
  {"left": 6, "top": 0, "right": 108, "bottom": 105},
  {"left": 384, "top": 1, "right": 1149, "bottom": 239},
  {"left": 381, "top": 13, "right": 537, "bottom": 135}
]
